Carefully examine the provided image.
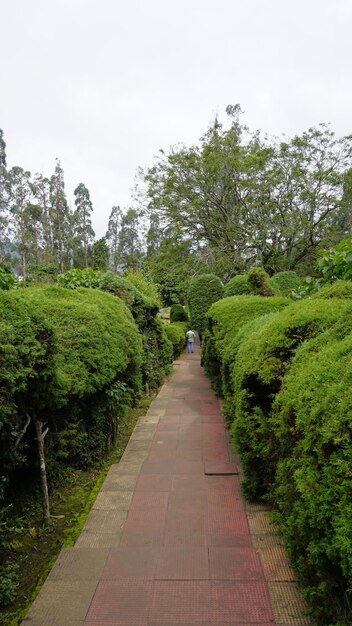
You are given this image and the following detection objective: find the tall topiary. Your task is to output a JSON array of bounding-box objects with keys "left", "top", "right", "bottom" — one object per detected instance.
[
  {"left": 224, "top": 274, "right": 251, "bottom": 297},
  {"left": 247, "top": 267, "right": 275, "bottom": 296},
  {"left": 270, "top": 271, "right": 301, "bottom": 296},
  {"left": 188, "top": 274, "right": 224, "bottom": 333},
  {"left": 170, "top": 303, "right": 188, "bottom": 322}
]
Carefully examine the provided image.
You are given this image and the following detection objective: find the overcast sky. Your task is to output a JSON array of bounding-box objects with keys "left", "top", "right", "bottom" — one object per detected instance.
[{"left": 1, "top": 0, "right": 351, "bottom": 237}]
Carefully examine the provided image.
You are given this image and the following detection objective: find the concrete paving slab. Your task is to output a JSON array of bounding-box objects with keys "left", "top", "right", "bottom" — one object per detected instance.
[
  {"left": 92, "top": 490, "right": 133, "bottom": 510},
  {"left": 47, "top": 548, "right": 109, "bottom": 582},
  {"left": 24, "top": 581, "right": 97, "bottom": 624}
]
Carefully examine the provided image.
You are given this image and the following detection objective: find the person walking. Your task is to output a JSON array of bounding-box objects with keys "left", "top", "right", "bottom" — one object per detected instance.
[{"left": 186, "top": 329, "right": 195, "bottom": 353}]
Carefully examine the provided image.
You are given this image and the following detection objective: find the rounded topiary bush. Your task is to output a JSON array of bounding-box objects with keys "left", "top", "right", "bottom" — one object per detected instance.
[
  {"left": 224, "top": 275, "right": 251, "bottom": 297},
  {"left": 188, "top": 274, "right": 224, "bottom": 333},
  {"left": 247, "top": 267, "right": 275, "bottom": 296},
  {"left": 231, "top": 297, "right": 351, "bottom": 501},
  {"left": 310, "top": 279, "right": 352, "bottom": 300},
  {"left": 203, "top": 295, "right": 289, "bottom": 395},
  {"left": 164, "top": 321, "right": 187, "bottom": 358},
  {"left": 270, "top": 271, "right": 301, "bottom": 296},
  {"left": 270, "top": 311, "right": 352, "bottom": 624},
  {"left": 170, "top": 303, "right": 188, "bottom": 322},
  {"left": 13, "top": 286, "right": 143, "bottom": 468}
]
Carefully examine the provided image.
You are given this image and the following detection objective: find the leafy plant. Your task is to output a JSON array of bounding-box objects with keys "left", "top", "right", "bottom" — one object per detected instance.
[
  {"left": 247, "top": 267, "right": 275, "bottom": 296},
  {"left": 169, "top": 303, "right": 188, "bottom": 322},
  {"left": 224, "top": 274, "right": 251, "bottom": 297},
  {"left": 188, "top": 274, "right": 224, "bottom": 332},
  {"left": 316, "top": 238, "right": 352, "bottom": 283}
]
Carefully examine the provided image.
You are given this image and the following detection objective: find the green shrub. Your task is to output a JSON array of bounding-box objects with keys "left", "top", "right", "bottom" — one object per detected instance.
[
  {"left": 270, "top": 312, "right": 352, "bottom": 624},
  {"left": 28, "top": 263, "right": 58, "bottom": 284},
  {"left": 223, "top": 274, "right": 251, "bottom": 297},
  {"left": 231, "top": 298, "right": 351, "bottom": 501},
  {"left": 316, "top": 238, "right": 352, "bottom": 282},
  {"left": 247, "top": 267, "right": 275, "bottom": 296},
  {"left": 164, "top": 322, "right": 187, "bottom": 358},
  {"left": 202, "top": 295, "right": 289, "bottom": 394},
  {"left": 11, "top": 286, "right": 143, "bottom": 469},
  {"left": 0, "top": 264, "right": 18, "bottom": 290},
  {"left": 170, "top": 303, "right": 188, "bottom": 322},
  {"left": 0, "top": 291, "right": 55, "bottom": 498},
  {"left": 310, "top": 279, "right": 352, "bottom": 300},
  {"left": 125, "top": 269, "right": 162, "bottom": 307},
  {"left": 57, "top": 268, "right": 100, "bottom": 289},
  {"left": 188, "top": 274, "right": 224, "bottom": 333},
  {"left": 270, "top": 271, "right": 301, "bottom": 296}
]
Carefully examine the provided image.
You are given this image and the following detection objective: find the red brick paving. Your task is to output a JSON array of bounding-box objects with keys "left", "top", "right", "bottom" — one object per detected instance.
[{"left": 84, "top": 344, "right": 275, "bottom": 625}]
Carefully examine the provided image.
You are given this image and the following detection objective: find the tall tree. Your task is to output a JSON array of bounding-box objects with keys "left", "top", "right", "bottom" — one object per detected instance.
[
  {"left": 106, "top": 205, "right": 122, "bottom": 271},
  {"left": 32, "top": 173, "right": 55, "bottom": 265},
  {"left": 144, "top": 112, "right": 352, "bottom": 277},
  {"left": 92, "top": 237, "right": 109, "bottom": 270},
  {"left": 0, "top": 129, "right": 8, "bottom": 261},
  {"left": 50, "top": 159, "right": 72, "bottom": 272},
  {"left": 6, "top": 166, "right": 35, "bottom": 277},
  {"left": 73, "top": 182, "right": 95, "bottom": 268},
  {"left": 117, "top": 208, "right": 142, "bottom": 271}
]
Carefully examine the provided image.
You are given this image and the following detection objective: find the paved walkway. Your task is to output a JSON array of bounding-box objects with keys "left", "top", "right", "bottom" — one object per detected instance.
[{"left": 23, "top": 342, "right": 311, "bottom": 626}]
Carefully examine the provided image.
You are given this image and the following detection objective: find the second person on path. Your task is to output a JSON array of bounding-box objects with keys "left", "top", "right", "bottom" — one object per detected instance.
[{"left": 186, "top": 329, "right": 195, "bottom": 353}]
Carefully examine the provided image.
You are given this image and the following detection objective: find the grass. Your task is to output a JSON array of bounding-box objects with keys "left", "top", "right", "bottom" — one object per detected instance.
[{"left": 0, "top": 394, "right": 155, "bottom": 626}]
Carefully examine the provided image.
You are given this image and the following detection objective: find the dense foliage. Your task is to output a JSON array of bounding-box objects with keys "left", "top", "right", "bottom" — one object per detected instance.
[
  {"left": 0, "top": 287, "right": 143, "bottom": 480},
  {"left": 144, "top": 113, "right": 352, "bottom": 278},
  {"left": 203, "top": 290, "right": 352, "bottom": 624},
  {"left": 316, "top": 238, "right": 352, "bottom": 282},
  {"left": 269, "top": 270, "right": 301, "bottom": 296},
  {"left": 188, "top": 274, "right": 224, "bottom": 332},
  {"left": 247, "top": 267, "right": 275, "bottom": 296},
  {"left": 164, "top": 322, "right": 187, "bottom": 358},
  {"left": 57, "top": 268, "right": 172, "bottom": 393},
  {"left": 223, "top": 274, "right": 251, "bottom": 297},
  {"left": 170, "top": 303, "right": 188, "bottom": 322},
  {"left": 202, "top": 295, "right": 289, "bottom": 394}
]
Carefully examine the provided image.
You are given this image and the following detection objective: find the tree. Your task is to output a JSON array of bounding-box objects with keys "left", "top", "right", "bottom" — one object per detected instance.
[
  {"left": 92, "top": 237, "right": 109, "bottom": 270},
  {"left": 143, "top": 110, "right": 352, "bottom": 277},
  {"left": 6, "top": 166, "right": 35, "bottom": 277},
  {"left": 50, "top": 159, "right": 72, "bottom": 273},
  {"left": 106, "top": 205, "right": 122, "bottom": 271},
  {"left": 73, "top": 182, "right": 95, "bottom": 268},
  {"left": 0, "top": 129, "right": 8, "bottom": 262},
  {"left": 32, "top": 173, "right": 55, "bottom": 265},
  {"left": 117, "top": 208, "right": 142, "bottom": 270},
  {"left": 188, "top": 273, "right": 224, "bottom": 332}
]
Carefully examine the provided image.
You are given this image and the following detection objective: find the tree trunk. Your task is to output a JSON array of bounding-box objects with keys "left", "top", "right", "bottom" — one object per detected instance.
[{"left": 34, "top": 418, "right": 50, "bottom": 522}]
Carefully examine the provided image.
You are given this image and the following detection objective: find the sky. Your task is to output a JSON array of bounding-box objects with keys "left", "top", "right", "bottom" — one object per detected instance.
[{"left": 1, "top": 0, "right": 351, "bottom": 238}]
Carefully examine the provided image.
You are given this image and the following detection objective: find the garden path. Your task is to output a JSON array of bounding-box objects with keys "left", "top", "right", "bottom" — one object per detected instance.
[{"left": 22, "top": 338, "right": 311, "bottom": 626}]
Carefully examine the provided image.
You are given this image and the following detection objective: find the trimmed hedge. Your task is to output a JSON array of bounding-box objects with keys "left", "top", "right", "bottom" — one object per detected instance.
[
  {"left": 269, "top": 316, "right": 352, "bottom": 623},
  {"left": 223, "top": 275, "right": 251, "bottom": 297},
  {"left": 170, "top": 303, "right": 188, "bottom": 322},
  {"left": 310, "top": 279, "right": 352, "bottom": 300},
  {"left": 231, "top": 298, "right": 351, "bottom": 501},
  {"left": 202, "top": 295, "right": 289, "bottom": 394},
  {"left": 0, "top": 291, "right": 54, "bottom": 498},
  {"left": 0, "top": 286, "right": 143, "bottom": 501},
  {"left": 164, "top": 321, "right": 187, "bottom": 358},
  {"left": 188, "top": 274, "right": 224, "bottom": 332},
  {"left": 247, "top": 267, "right": 275, "bottom": 296},
  {"left": 57, "top": 269, "right": 173, "bottom": 393},
  {"left": 270, "top": 271, "right": 301, "bottom": 296}
]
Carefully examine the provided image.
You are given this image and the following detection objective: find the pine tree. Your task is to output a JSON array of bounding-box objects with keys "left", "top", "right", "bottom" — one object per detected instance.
[
  {"left": 117, "top": 208, "right": 142, "bottom": 270},
  {"left": 106, "top": 205, "right": 122, "bottom": 271},
  {"left": 0, "top": 129, "right": 8, "bottom": 261},
  {"left": 73, "top": 183, "right": 95, "bottom": 268},
  {"left": 50, "top": 159, "right": 72, "bottom": 272}
]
